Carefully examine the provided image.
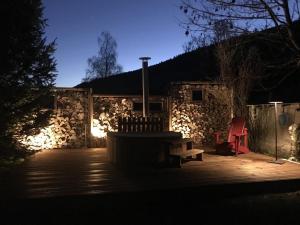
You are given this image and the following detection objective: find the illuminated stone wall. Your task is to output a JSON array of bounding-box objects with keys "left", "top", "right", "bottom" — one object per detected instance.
[
  {"left": 18, "top": 89, "right": 90, "bottom": 150},
  {"left": 17, "top": 83, "right": 233, "bottom": 150},
  {"left": 170, "top": 83, "right": 232, "bottom": 145},
  {"left": 52, "top": 89, "right": 90, "bottom": 148},
  {"left": 248, "top": 103, "right": 300, "bottom": 160}
]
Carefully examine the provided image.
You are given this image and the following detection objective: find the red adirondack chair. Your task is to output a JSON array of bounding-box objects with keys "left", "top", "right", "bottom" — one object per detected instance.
[{"left": 214, "top": 117, "right": 250, "bottom": 155}]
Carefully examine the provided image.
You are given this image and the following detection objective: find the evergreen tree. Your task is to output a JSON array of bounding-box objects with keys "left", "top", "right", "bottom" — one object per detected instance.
[{"left": 0, "top": 0, "right": 56, "bottom": 154}]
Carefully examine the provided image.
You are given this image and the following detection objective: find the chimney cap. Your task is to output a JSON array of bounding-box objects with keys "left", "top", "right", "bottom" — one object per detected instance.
[{"left": 139, "top": 57, "right": 151, "bottom": 62}]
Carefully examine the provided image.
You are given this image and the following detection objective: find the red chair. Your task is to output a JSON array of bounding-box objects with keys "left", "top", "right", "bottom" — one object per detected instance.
[{"left": 214, "top": 117, "right": 250, "bottom": 155}]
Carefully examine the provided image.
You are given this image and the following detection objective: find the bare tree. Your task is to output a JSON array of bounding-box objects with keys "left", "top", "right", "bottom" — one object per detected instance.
[
  {"left": 216, "top": 39, "right": 263, "bottom": 116},
  {"left": 183, "top": 19, "right": 236, "bottom": 52},
  {"left": 180, "top": 0, "right": 300, "bottom": 68},
  {"left": 183, "top": 34, "right": 209, "bottom": 52},
  {"left": 84, "top": 31, "right": 122, "bottom": 81}
]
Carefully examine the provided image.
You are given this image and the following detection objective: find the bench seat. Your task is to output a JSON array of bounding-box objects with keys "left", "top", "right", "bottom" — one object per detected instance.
[
  {"left": 171, "top": 149, "right": 204, "bottom": 160},
  {"left": 169, "top": 149, "right": 204, "bottom": 168}
]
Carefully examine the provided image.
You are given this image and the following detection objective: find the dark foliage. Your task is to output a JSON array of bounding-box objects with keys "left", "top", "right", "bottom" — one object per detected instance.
[
  {"left": 0, "top": 0, "right": 56, "bottom": 155},
  {"left": 180, "top": 0, "right": 300, "bottom": 65}
]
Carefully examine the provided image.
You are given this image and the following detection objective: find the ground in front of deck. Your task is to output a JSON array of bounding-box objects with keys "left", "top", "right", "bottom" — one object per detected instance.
[{"left": 3, "top": 148, "right": 300, "bottom": 224}]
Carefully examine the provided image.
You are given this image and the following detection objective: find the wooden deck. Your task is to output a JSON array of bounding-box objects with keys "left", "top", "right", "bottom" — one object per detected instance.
[{"left": 2, "top": 148, "right": 300, "bottom": 199}]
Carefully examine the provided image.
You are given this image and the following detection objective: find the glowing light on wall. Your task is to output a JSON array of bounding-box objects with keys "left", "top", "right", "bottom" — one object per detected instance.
[
  {"left": 172, "top": 122, "right": 191, "bottom": 138},
  {"left": 91, "top": 124, "right": 106, "bottom": 138},
  {"left": 18, "top": 125, "right": 59, "bottom": 151},
  {"left": 289, "top": 124, "right": 300, "bottom": 142},
  {"left": 288, "top": 123, "right": 300, "bottom": 161},
  {"left": 171, "top": 102, "right": 205, "bottom": 143},
  {"left": 91, "top": 119, "right": 111, "bottom": 138}
]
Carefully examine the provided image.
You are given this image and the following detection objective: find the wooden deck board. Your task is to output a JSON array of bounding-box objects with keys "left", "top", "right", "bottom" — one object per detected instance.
[{"left": 2, "top": 148, "right": 300, "bottom": 199}]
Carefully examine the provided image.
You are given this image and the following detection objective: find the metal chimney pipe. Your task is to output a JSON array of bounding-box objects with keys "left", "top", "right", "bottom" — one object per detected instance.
[{"left": 139, "top": 57, "right": 151, "bottom": 117}]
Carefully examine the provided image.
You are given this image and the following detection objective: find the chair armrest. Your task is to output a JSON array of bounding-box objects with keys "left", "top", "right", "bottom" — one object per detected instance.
[{"left": 233, "top": 134, "right": 244, "bottom": 137}]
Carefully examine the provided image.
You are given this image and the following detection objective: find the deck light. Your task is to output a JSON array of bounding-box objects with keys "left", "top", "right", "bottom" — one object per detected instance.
[{"left": 269, "top": 101, "right": 285, "bottom": 164}]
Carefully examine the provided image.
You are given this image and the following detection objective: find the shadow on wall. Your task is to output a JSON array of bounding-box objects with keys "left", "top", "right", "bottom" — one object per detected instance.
[{"left": 248, "top": 103, "right": 300, "bottom": 160}]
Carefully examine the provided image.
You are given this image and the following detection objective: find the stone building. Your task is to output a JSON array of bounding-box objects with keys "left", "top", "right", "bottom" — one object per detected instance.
[{"left": 18, "top": 81, "right": 232, "bottom": 150}]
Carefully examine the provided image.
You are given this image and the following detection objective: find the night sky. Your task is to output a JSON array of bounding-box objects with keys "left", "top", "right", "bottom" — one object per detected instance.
[{"left": 43, "top": 0, "right": 188, "bottom": 87}]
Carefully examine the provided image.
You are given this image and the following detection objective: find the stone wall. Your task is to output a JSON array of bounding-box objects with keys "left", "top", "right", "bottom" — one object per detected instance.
[
  {"left": 248, "top": 103, "right": 300, "bottom": 160},
  {"left": 18, "top": 88, "right": 90, "bottom": 150},
  {"left": 170, "top": 82, "right": 232, "bottom": 145},
  {"left": 17, "top": 82, "right": 233, "bottom": 150},
  {"left": 91, "top": 95, "right": 168, "bottom": 146}
]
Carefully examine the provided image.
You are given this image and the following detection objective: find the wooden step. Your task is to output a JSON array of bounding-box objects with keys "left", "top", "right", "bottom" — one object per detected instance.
[{"left": 170, "top": 149, "right": 204, "bottom": 161}]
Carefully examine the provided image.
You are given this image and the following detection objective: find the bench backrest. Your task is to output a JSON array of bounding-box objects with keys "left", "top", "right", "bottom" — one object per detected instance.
[
  {"left": 117, "top": 117, "right": 164, "bottom": 133},
  {"left": 227, "top": 117, "right": 246, "bottom": 143}
]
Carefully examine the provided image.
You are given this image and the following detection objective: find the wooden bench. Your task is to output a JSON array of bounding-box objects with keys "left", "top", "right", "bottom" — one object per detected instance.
[{"left": 166, "top": 138, "right": 204, "bottom": 167}]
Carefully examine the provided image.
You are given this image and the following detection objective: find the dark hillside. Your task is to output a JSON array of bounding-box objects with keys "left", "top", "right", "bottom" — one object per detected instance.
[{"left": 76, "top": 45, "right": 218, "bottom": 95}]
